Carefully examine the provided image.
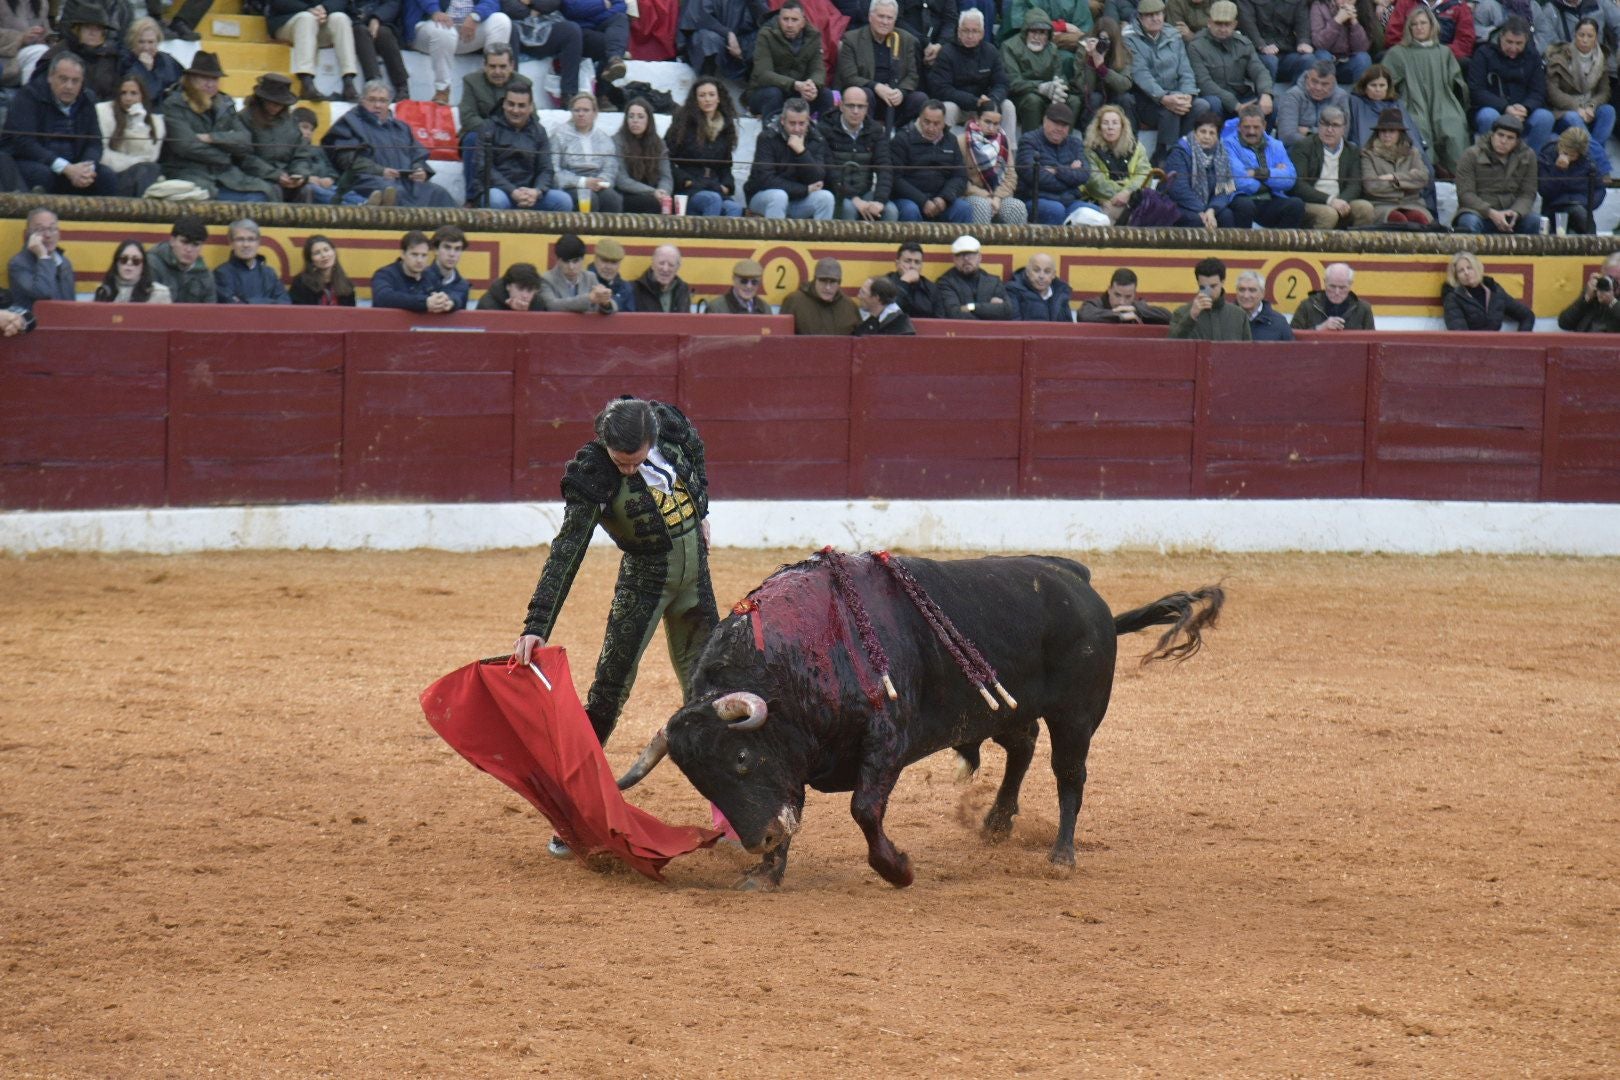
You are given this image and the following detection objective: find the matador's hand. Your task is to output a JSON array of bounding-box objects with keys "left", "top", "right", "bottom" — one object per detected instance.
[{"left": 512, "top": 633, "right": 546, "bottom": 664}]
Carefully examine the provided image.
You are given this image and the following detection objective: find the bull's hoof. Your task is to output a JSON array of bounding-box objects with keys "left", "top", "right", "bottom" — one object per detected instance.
[
  {"left": 872, "top": 852, "right": 914, "bottom": 888},
  {"left": 1047, "top": 846, "right": 1077, "bottom": 877},
  {"left": 982, "top": 808, "right": 1016, "bottom": 843}
]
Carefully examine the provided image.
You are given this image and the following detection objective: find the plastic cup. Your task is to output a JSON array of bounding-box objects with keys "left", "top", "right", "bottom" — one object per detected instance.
[
  {"left": 578, "top": 185, "right": 592, "bottom": 213},
  {"left": 1555, "top": 212, "right": 1568, "bottom": 236},
  {"left": 674, "top": 193, "right": 689, "bottom": 215}
]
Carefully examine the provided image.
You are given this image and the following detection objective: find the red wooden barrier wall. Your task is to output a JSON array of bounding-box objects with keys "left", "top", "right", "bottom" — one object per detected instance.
[{"left": 5, "top": 310, "right": 1619, "bottom": 511}]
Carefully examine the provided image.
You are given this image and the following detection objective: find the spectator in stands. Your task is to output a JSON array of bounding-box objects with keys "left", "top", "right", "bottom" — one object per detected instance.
[
  {"left": 94, "top": 76, "right": 164, "bottom": 197},
  {"left": 1556, "top": 251, "right": 1620, "bottom": 332},
  {"left": 886, "top": 240, "right": 940, "bottom": 318},
  {"left": 1170, "top": 256, "right": 1252, "bottom": 339},
  {"left": 1017, "top": 101, "right": 1104, "bottom": 223},
  {"left": 35, "top": 3, "right": 121, "bottom": 103},
  {"left": 1082, "top": 103, "right": 1150, "bottom": 221},
  {"left": 560, "top": 0, "right": 629, "bottom": 84},
  {"left": 1453, "top": 113, "right": 1540, "bottom": 234},
  {"left": 270, "top": 0, "right": 362, "bottom": 102},
  {"left": 1168, "top": 0, "right": 1213, "bottom": 41},
  {"left": 634, "top": 243, "right": 693, "bottom": 311},
  {"left": 892, "top": 99, "right": 976, "bottom": 221},
  {"left": 1538, "top": 125, "right": 1604, "bottom": 235},
  {"left": 783, "top": 256, "right": 861, "bottom": 334},
  {"left": 1223, "top": 120, "right": 1313, "bottom": 250},
  {"left": 1133, "top": 0, "right": 1205, "bottom": 164},
  {"left": 1360, "top": 106, "right": 1433, "bottom": 221},
  {"left": 667, "top": 77, "right": 745, "bottom": 216},
  {"left": 214, "top": 219, "right": 292, "bottom": 305},
  {"left": 746, "top": 98, "right": 835, "bottom": 217},
  {"left": 1004, "top": 10, "right": 1069, "bottom": 134},
  {"left": 540, "top": 232, "right": 617, "bottom": 313},
  {"left": 351, "top": 0, "right": 411, "bottom": 100},
  {"left": 822, "top": 86, "right": 899, "bottom": 220},
  {"left": 613, "top": 98, "right": 674, "bottom": 214},
  {"left": 1535, "top": 0, "right": 1615, "bottom": 54},
  {"left": 934, "top": 234, "right": 1012, "bottom": 319},
  {"left": 4, "top": 54, "right": 118, "bottom": 196},
  {"left": 294, "top": 107, "right": 320, "bottom": 140},
  {"left": 1006, "top": 252, "right": 1075, "bottom": 320},
  {"left": 7, "top": 208, "right": 74, "bottom": 311},
  {"left": 478, "top": 262, "right": 543, "bottom": 309},
  {"left": 1239, "top": 0, "right": 1314, "bottom": 86},
  {"left": 148, "top": 215, "right": 217, "bottom": 304},
  {"left": 1189, "top": 0, "right": 1273, "bottom": 119},
  {"left": 122, "top": 18, "right": 183, "bottom": 103},
  {"left": 1070, "top": 18, "right": 1136, "bottom": 122},
  {"left": 748, "top": 0, "right": 834, "bottom": 120},
  {"left": 427, "top": 225, "right": 472, "bottom": 309},
  {"left": 1308, "top": 0, "right": 1371, "bottom": 84},
  {"left": 163, "top": 52, "right": 279, "bottom": 202},
  {"left": 902, "top": 0, "right": 962, "bottom": 62},
  {"left": 1165, "top": 105, "right": 1245, "bottom": 226},
  {"left": 0, "top": 295, "right": 32, "bottom": 335},
  {"left": 679, "top": 0, "right": 763, "bottom": 81},
  {"left": 929, "top": 9, "right": 1008, "bottom": 125},
  {"left": 1382, "top": 7, "right": 1469, "bottom": 172},
  {"left": 707, "top": 258, "right": 771, "bottom": 313},
  {"left": 1290, "top": 261, "right": 1374, "bottom": 329},
  {"left": 324, "top": 78, "right": 459, "bottom": 205},
  {"left": 507, "top": 0, "right": 586, "bottom": 101},
  {"left": 1467, "top": 17, "right": 1553, "bottom": 152},
  {"left": 467, "top": 78, "right": 575, "bottom": 209},
  {"left": 957, "top": 104, "right": 1027, "bottom": 223},
  {"left": 549, "top": 91, "right": 620, "bottom": 211},
  {"left": 0, "top": 0, "right": 52, "bottom": 92},
  {"left": 836, "top": 0, "right": 926, "bottom": 130},
  {"left": 1231, "top": 268, "right": 1293, "bottom": 338},
  {"left": 93, "top": 240, "right": 171, "bottom": 304},
  {"left": 1289, "top": 105, "right": 1376, "bottom": 227},
  {"left": 243, "top": 73, "right": 356, "bottom": 204},
  {"left": 1384, "top": 0, "right": 1474, "bottom": 62},
  {"left": 373, "top": 230, "right": 459, "bottom": 313},
  {"left": 1441, "top": 250, "right": 1535, "bottom": 331},
  {"left": 158, "top": 0, "right": 212, "bottom": 42},
  {"left": 406, "top": 0, "right": 514, "bottom": 104},
  {"left": 289, "top": 235, "right": 358, "bottom": 305},
  {"left": 1078, "top": 267, "right": 1172, "bottom": 323},
  {"left": 589, "top": 238, "right": 635, "bottom": 310},
  {"left": 461, "top": 43, "right": 521, "bottom": 125},
  {"left": 1277, "top": 60, "right": 1349, "bottom": 147},
  {"left": 1346, "top": 63, "right": 1428, "bottom": 156},
  {"left": 1544, "top": 18, "right": 1614, "bottom": 176},
  {"left": 854, "top": 275, "right": 916, "bottom": 335}
]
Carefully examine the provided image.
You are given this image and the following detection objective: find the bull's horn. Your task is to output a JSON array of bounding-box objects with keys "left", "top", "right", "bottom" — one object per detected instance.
[
  {"left": 615, "top": 727, "right": 668, "bottom": 790},
  {"left": 714, "top": 691, "right": 768, "bottom": 731}
]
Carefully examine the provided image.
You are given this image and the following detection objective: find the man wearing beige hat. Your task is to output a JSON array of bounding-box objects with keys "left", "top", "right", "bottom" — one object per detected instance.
[
  {"left": 1187, "top": 0, "right": 1273, "bottom": 118},
  {"left": 782, "top": 257, "right": 860, "bottom": 334},
  {"left": 588, "top": 238, "right": 635, "bottom": 312},
  {"left": 706, "top": 259, "right": 771, "bottom": 314}
]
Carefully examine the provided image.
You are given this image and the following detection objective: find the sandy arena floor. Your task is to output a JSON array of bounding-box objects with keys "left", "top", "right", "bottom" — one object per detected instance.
[{"left": 1, "top": 545, "right": 1617, "bottom": 1077}]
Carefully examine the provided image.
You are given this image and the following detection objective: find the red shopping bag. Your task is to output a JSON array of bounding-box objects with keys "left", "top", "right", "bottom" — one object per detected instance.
[
  {"left": 420, "top": 647, "right": 720, "bottom": 880},
  {"left": 395, "top": 99, "right": 460, "bottom": 161}
]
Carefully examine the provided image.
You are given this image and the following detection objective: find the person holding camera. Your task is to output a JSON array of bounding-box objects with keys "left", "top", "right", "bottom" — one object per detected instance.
[
  {"left": 1556, "top": 252, "right": 1620, "bottom": 333},
  {"left": 1170, "top": 256, "right": 1252, "bottom": 340}
]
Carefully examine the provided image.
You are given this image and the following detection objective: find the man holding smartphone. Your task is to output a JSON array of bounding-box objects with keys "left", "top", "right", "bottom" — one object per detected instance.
[{"left": 1170, "top": 256, "right": 1252, "bottom": 339}]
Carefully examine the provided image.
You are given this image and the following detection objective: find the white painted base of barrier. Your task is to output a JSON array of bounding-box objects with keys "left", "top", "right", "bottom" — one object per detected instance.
[{"left": 3, "top": 500, "right": 1618, "bottom": 557}]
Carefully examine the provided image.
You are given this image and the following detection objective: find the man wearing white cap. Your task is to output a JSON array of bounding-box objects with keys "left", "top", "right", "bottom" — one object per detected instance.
[{"left": 934, "top": 235, "right": 1012, "bottom": 320}]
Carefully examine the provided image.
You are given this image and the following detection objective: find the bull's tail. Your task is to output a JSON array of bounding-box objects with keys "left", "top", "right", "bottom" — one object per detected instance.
[{"left": 1112, "top": 585, "right": 1225, "bottom": 665}]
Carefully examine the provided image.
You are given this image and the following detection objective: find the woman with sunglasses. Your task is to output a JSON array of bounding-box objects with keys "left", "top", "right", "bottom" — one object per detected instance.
[{"left": 93, "top": 240, "right": 171, "bottom": 303}]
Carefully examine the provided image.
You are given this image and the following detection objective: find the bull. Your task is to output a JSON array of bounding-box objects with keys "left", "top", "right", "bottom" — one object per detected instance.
[{"left": 616, "top": 553, "right": 1222, "bottom": 890}]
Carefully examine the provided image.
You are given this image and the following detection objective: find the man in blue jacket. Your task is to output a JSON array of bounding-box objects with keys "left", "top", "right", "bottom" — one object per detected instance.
[
  {"left": 404, "top": 0, "right": 514, "bottom": 102},
  {"left": 214, "top": 219, "right": 291, "bottom": 304},
  {"left": 7, "top": 208, "right": 75, "bottom": 312},
  {"left": 1016, "top": 102, "right": 1103, "bottom": 224},
  {"left": 2, "top": 54, "right": 117, "bottom": 196},
  {"left": 1466, "top": 17, "right": 1554, "bottom": 151},
  {"left": 372, "top": 230, "right": 459, "bottom": 313},
  {"left": 1222, "top": 104, "right": 1304, "bottom": 227},
  {"left": 1005, "top": 252, "right": 1075, "bottom": 320},
  {"left": 588, "top": 238, "right": 636, "bottom": 311},
  {"left": 465, "top": 79, "right": 575, "bottom": 209}
]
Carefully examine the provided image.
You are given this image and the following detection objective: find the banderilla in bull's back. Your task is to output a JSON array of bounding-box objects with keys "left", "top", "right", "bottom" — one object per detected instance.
[{"left": 617, "top": 551, "right": 1225, "bottom": 892}]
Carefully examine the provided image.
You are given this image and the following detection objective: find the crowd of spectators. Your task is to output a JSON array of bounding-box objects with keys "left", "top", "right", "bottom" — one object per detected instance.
[
  {"left": 0, "top": 0, "right": 1615, "bottom": 231},
  {"left": 22, "top": 209, "right": 1618, "bottom": 336}
]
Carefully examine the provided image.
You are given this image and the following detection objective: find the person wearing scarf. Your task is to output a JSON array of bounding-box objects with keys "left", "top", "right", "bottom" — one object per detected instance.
[
  {"left": 1164, "top": 105, "right": 1247, "bottom": 227},
  {"left": 957, "top": 104, "right": 1028, "bottom": 223}
]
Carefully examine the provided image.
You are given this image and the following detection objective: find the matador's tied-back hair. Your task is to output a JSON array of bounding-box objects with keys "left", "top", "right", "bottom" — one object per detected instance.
[{"left": 595, "top": 397, "right": 658, "bottom": 453}]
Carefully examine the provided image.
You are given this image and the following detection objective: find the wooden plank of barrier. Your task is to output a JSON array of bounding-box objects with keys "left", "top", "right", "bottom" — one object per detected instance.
[
  {"left": 1545, "top": 347, "right": 1620, "bottom": 502},
  {"left": 168, "top": 332, "right": 345, "bottom": 506},
  {"left": 0, "top": 329, "right": 168, "bottom": 510},
  {"left": 343, "top": 331, "right": 519, "bottom": 502}
]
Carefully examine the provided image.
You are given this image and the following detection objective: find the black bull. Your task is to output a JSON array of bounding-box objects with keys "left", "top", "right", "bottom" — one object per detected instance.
[{"left": 617, "top": 554, "right": 1223, "bottom": 889}]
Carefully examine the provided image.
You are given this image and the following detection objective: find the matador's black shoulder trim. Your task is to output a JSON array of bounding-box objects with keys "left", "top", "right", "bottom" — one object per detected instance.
[
  {"left": 651, "top": 400, "right": 695, "bottom": 447},
  {"left": 560, "top": 442, "right": 620, "bottom": 504}
]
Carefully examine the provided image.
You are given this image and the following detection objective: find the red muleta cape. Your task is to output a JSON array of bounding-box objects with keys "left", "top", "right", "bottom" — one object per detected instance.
[{"left": 420, "top": 647, "right": 719, "bottom": 880}]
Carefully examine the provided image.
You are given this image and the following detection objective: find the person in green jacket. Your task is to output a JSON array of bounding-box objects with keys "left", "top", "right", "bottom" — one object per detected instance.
[
  {"left": 1001, "top": 0, "right": 1092, "bottom": 46},
  {"left": 1082, "top": 102, "right": 1151, "bottom": 220},
  {"left": 747, "top": 0, "right": 833, "bottom": 120},
  {"left": 159, "top": 51, "right": 277, "bottom": 201},
  {"left": 1003, "top": 9, "right": 1075, "bottom": 133},
  {"left": 1170, "top": 256, "right": 1253, "bottom": 340}
]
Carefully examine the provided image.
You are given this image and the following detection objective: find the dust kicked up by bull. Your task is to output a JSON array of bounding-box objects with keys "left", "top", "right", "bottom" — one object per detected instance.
[{"left": 618, "top": 550, "right": 1224, "bottom": 891}]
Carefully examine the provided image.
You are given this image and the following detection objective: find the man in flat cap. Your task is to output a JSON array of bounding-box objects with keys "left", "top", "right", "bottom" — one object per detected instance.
[
  {"left": 1186, "top": 0, "right": 1273, "bottom": 119},
  {"left": 589, "top": 238, "right": 635, "bottom": 312},
  {"left": 706, "top": 259, "right": 770, "bottom": 314},
  {"left": 782, "top": 257, "right": 860, "bottom": 334}
]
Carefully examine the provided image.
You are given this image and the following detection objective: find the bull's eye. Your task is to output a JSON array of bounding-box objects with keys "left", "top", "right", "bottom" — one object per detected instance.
[{"left": 734, "top": 748, "right": 751, "bottom": 775}]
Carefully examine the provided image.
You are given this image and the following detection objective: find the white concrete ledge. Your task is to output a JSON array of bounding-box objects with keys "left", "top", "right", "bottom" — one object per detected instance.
[{"left": 4, "top": 500, "right": 1619, "bottom": 557}]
